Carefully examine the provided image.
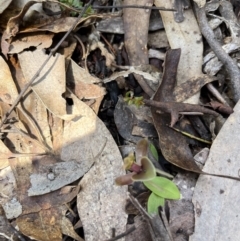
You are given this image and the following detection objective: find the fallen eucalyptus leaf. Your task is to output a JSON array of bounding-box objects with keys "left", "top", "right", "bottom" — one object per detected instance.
[
  {"left": 155, "top": 0, "right": 204, "bottom": 103},
  {"left": 191, "top": 100, "right": 240, "bottom": 241},
  {"left": 18, "top": 49, "right": 76, "bottom": 120}
]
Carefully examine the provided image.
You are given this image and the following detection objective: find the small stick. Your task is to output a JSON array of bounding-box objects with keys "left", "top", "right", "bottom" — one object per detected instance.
[
  {"left": 206, "top": 83, "right": 229, "bottom": 105},
  {"left": 168, "top": 125, "right": 212, "bottom": 144},
  {"left": 0, "top": 0, "right": 95, "bottom": 129},
  {"left": 92, "top": 5, "right": 176, "bottom": 11},
  {"left": 104, "top": 226, "right": 136, "bottom": 241},
  {"left": 160, "top": 208, "right": 174, "bottom": 241}
]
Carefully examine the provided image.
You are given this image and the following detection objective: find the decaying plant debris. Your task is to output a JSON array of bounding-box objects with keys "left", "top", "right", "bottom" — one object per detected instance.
[{"left": 0, "top": 0, "right": 240, "bottom": 240}]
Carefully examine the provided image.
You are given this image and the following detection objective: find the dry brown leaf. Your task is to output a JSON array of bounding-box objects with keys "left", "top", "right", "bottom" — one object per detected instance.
[
  {"left": 61, "top": 93, "right": 128, "bottom": 241},
  {"left": 8, "top": 55, "right": 51, "bottom": 149},
  {"left": 0, "top": 56, "right": 18, "bottom": 104},
  {"left": 155, "top": 0, "right": 204, "bottom": 104},
  {"left": 0, "top": 140, "right": 12, "bottom": 169},
  {"left": 0, "top": 166, "right": 19, "bottom": 219},
  {"left": 58, "top": 35, "right": 77, "bottom": 60},
  {"left": 27, "top": 92, "right": 128, "bottom": 239},
  {"left": 89, "top": 41, "right": 115, "bottom": 67},
  {"left": 66, "top": 59, "right": 105, "bottom": 113},
  {"left": 48, "top": 113, "right": 63, "bottom": 154},
  {"left": 2, "top": 151, "right": 82, "bottom": 240},
  {"left": 66, "top": 59, "right": 106, "bottom": 100},
  {"left": 17, "top": 206, "right": 64, "bottom": 241},
  {"left": 18, "top": 49, "right": 77, "bottom": 121},
  {"left": 1, "top": 0, "right": 98, "bottom": 56},
  {"left": 66, "top": 59, "right": 101, "bottom": 84},
  {"left": 9, "top": 32, "right": 54, "bottom": 54},
  {"left": 61, "top": 216, "right": 84, "bottom": 241}
]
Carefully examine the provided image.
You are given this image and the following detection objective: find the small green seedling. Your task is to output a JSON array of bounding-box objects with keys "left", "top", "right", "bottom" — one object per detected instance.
[
  {"left": 115, "top": 139, "right": 180, "bottom": 214},
  {"left": 123, "top": 91, "right": 144, "bottom": 107}
]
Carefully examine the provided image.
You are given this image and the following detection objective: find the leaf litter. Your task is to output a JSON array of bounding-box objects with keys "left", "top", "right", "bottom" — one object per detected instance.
[{"left": 0, "top": 0, "right": 240, "bottom": 241}]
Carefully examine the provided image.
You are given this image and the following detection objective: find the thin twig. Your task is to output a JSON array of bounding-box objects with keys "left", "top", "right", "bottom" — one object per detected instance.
[
  {"left": 104, "top": 226, "right": 136, "bottom": 241},
  {"left": 160, "top": 208, "right": 174, "bottom": 241},
  {"left": 168, "top": 125, "right": 212, "bottom": 144},
  {"left": 52, "top": 1, "right": 177, "bottom": 13},
  {"left": 100, "top": 33, "right": 116, "bottom": 56},
  {"left": 194, "top": 3, "right": 240, "bottom": 102},
  {"left": 206, "top": 83, "right": 229, "bottom": 105},
  {"left": 73, "top": 33, "right": 90, "bottom": 72},
  {"left": 92, "top": 5, "right": 176, "bottom": 11},
  {"left": 73, "top": 34, "right": 86, "bottom": 61},
  {"left": 0, "top": 0, "right": 95, "bottom": 129}
]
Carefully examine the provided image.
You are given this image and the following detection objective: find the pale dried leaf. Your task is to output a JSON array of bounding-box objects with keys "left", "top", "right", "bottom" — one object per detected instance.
[
  {"left": 193, "top": 0, "right": 206, "bottom": 8},
  {"left": 0, "top": 0, "right": 12, "bottom": 14},
  {"left": 67, "top": 59, "right": 106, "bottom": 99},
  {"left": 203, "top": 42, "right": 240, "bottom": 76},
  {"left": 28, "top": 160, "right": 91, "bottom": 196},
  {"left": 61, "top": 216, "right": 84, "bottom": 241},
  {"left": 9, "top": 32, "right": 54, "bottom": 54},
  {"left": 155, "top": 0, "right": 203, "bottom": 104},
  {"left": 63, "top": 94, "right": 128, "bottom": 240},
  {"left": 89, "top": 41, "right": 115, "bottom": 67},
  {"left": 0, "top": 56, "right": 18, "bottom": 104},
  {"left": 0, "top": 140, "right": 12, "bottom": 169},
  {"left": 18, "top": 49, "right": 76, "bottom": 120},
  {"left": 0, "top": 166, "right": 20, "bottom": 219},
  {"left": 191, "top": 100, "right": 240, "bottom": 241},
  {"left": 17, "top": 206, "right": 64, "bottom": 241},
  {"left": 103, "top": 65, "right": 161, "bottom": 85},
  {"left": 67, "top": 59, "right": 101, "bottom": 84},
  {"left": 148, "top": 30, "right": 169, "bottom": 48},
  {"left": 58, "top": 36, "right": 77, "bottom": 60}
]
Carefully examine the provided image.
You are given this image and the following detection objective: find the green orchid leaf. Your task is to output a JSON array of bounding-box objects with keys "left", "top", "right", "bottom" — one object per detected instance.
[
  {"left": 149, "top": 142, "right": 158, "bottom": 161},
  {"left": 144, "top": 177, "right": 180, "bottom": 200},
  {"left": 132, "top": 156, "right": 156, "bottom": 181},
  {"left": 147, "top": 193, "right": 165, "bottom": 214}
]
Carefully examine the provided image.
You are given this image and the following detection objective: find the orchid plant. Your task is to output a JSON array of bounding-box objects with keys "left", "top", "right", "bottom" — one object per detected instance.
[{"left": 115, "top": 139, "right": 180, "bottom": 214}]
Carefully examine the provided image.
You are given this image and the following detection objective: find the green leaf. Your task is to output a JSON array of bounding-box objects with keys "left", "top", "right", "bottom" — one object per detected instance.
[
  {"left": 144, "top": 177, "right": 180, "bottom": 200},
  {"left": 147, "top": 193, "right": 165, "bottom": 214},
  {"left": 149, "top": 143, "right": 158, "bottom": 161}
]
